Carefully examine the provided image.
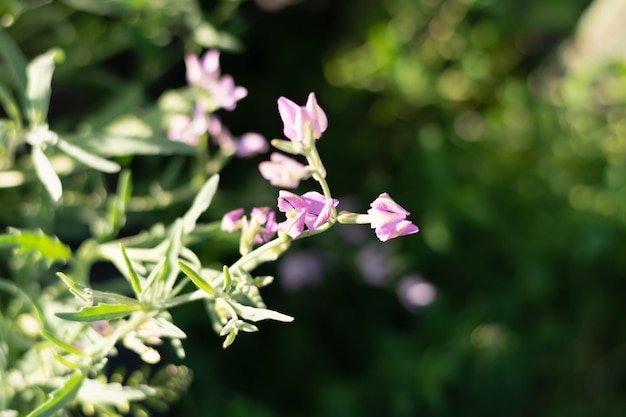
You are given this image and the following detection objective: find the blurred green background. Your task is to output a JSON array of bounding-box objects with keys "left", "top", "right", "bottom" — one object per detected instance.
[{"left": 3, "top": 0, "right": 626, "bottom": 415}]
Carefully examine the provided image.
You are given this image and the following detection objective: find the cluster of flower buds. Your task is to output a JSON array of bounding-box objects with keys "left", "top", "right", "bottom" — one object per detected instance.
[{"left": 222, "top": 91, "right": 418, "bottom": 252}]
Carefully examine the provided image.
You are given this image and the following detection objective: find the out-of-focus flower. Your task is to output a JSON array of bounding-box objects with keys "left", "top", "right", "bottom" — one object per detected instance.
[
  {"left": 167, "top": 104, "right": 208, "bottom": 145},
  {"left": 356, "top": 242, "right": 391, "bottom": 286},
  {"left": 185, "top": 50, "right": 247, "bottom": 111},
  {"left": 278, "top": 249, "right": 323, "bottom": 292},
  {"left": 397, "top": 274, "right": 437, "bottom": 310},
  {"left": 185, "top": 50, "right": 220, "bottom": 86},
  {"left": 277, "top": 190, "right": 338, "bottom": 239},
  {"left": 367, "top": 193, "right": 419, "bottom": 242},
  {"left": 206, "top": 75, "right": 248, "bottom": 111},
  {"left": 236, "top": 133, "right": 269, "bottom": 157},
  {"left": 221, "top": 208, "right": 245, "bottom": 232},
  {"left": 208, "top": 116, "right": 267, "bottom": 157},
  {"left": 259, "top": 152, "right": 309, "bottom": 188},
  {"left": 277, "top": 92, "right": 328, "bottom": 143}
]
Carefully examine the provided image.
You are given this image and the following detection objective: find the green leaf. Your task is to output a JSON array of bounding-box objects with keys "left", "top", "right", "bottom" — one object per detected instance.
[
  {"left": 0, "top": 28, "right": 27, "bottom": 96},
  {"left": 56, "top": 303, "right": 142, "bottom": 322},
  {"left": 31, "top": 145, "right": 62, "bottom": 201},
  {"left": 0, "top": 228, "right": 71, "bottom": 264},
  {"left": 182, "top": 175, "right": 219, "bottom": 234},
  {"left": 140, "top": 257, "right": 166, "bottom": 300},
  {"left": 0, "top": 83, "right": 21, "bottom": 129},
  {"left": 56, "top": 272, "right": 91, "bottom": 303},
  {"left": 25, "top": 48, "right": 64, "bottom": 126},
  {"left": 230, "top": 301, "right": 294, "bottom": 323},
  {"left": 120, "top": 244, "right": 142, "bottom": 297},
  {"left": 223, "top": 265, "right": 232, "bottom": 292},
  {"left": 26, "top": 371, "right": 84, "bottom": 417},
  {"left": 56, "top": 138, "right": 120, "bottom": 173},
  {"left": 62, "top": 133, "right": 197, "bottom": 156},
  {"left": 178, "top": 260, "right": 215, "bottom": 296},
  {"left": 41, "top": 330, "right": 85, "bottom": 357}
]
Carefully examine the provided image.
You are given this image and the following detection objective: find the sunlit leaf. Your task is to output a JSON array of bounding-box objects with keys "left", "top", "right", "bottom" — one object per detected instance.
[
  {"left": 178, "top": 261, "right": 215, "bottom": 296},
  {"left": 0, "top": 228, "right": 71, "bottom": 264},
  {"left": 25, "top": 48, "right": 64, "bottom": 126},
  {"left": 182, "top": 175, "right": 219, "bottom": 234},
  {"left": 41, "top": 330, "right": 85, "bottom": 357},
  {"left": 31, "top": 145, "right": 62, "bottom": 201},
  {"left": 62, "top": 133, "right": 197, "bottom": 156},
  {"left": 76, "top": 378, "right": 155, "bottom": 409},
  {"left": 26, "top": 371, "right": 84, "bottom": 417},
  {"left": 56, "top": 138, "right": 120, "bottom": 173},
  {"left": 120, "top": 244, "right": 142, "bottom": 297},
  {"left": 56, "top": 303, "right": 142, "bottom": 322},
  {"left": 230, "top": 302, "right": 294, "bottom": 323}
]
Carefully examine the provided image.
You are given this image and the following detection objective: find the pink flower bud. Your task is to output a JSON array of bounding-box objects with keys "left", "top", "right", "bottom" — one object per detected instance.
[{"left": 367, "top": 193, "right": 419, "bottom": 242}]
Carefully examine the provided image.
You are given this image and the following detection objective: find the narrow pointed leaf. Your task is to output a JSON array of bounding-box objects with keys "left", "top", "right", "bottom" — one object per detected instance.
[
  {"left": 230, "top": 302, "right": 294, "bottom": 323},
  {"left": 56, "top": 138, "right": 120, "bottom": 173},
  {"left": 62, "top": 133, "right": 197, "bottom": 156},
  {"left": 120, "top": 245, "right": 142, "bottom": 297},
  {"left": 25, "top": 48, "right": 63, "bottom": 126},
  {"left": 178, "top": 261, "right": 215, "bottom": 296},
  {"left": 26, "top": 371, "right": 84, "bottom": 417},
  {"left": 140, "top": 257, "right": 166, "bottom": 299},
  {"left": 182, "top": 175, "right": 219, "bottom": 234},
  {"left": 56, "top": 303, "right": 141, "bottom": 322},
  {"left": 31, "top": 145, "right": 62, "bottom": 201},
  {"left": 41, "top": 330, "right": 85, "bottom": 356},
  {"left": 56, "top": 272, "right": 91, "bottom": 303}
]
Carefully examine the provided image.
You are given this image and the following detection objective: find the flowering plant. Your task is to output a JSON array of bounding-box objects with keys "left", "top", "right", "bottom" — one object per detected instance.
[{"left": 0, "top": 9, "right": 417, "bottom": 417}]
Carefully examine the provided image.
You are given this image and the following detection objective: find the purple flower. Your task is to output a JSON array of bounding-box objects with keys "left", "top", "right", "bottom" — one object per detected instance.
[
  {"left": 167, "top": 104, "right": 208, "bottom": 145},
  {"left": 277, "top": 190, "right": 338, "bottom": 239},
  {"left": 277, "top": 92, "right": 328, "bottom": 143},
  {"left": 221, "top": 208, "right": 245, "bottom": 232},
  {"left": 367, "top": 193, "right": 419, "bottom": 242},
  {"left": 185, "top": 50, "right": 220, "bottom": 86},
  {"left": 259, "top": 152, "right": 309, "bottom": 189},
  {"left": 248, "top": 207, "right": 278, "bottom": 243},
  {"left": 208, "top": 116, "right": 268, "bottom": 157},
  {"left": 221, "top": 207, "right": 277, "bottom": 249},
  {"left": 236, "top": 133, "right": 269, "bottom": 157},
  {"left": 185, "top": 50, "right": 247, "bottom": 111}
]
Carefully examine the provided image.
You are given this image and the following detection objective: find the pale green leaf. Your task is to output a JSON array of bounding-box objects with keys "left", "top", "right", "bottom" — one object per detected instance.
[
  {"left": 56, "top": 303, "right": 142, "bottom": 322},
  {"left": 56, "top": 138, "right": 120, "bottom": 173},
  {"left": 31, "top": 145, "right": 62, "bottom": 201},
  {"left": 77, "top": 378, "right": 155, "bottom": 409},
  {"left": 25, "top": 48, "right": 64, "bottom": 126},
  {"left": 26, "top": 371, "right": 84, "bottom": 417},
  {"left": 182, "top": 175, "right": 219, "bottom": 234},
  {"left": 120, "top": 244, "right": 142, "bottom": 297},
  {"left": 140, "top": 257, "right": 167, "bottom": 300},
  {"left": 230, "top": 302, "right": 294, "bottom": 323},
  {"left": 62, "top": 133, "right": 197, "bottom": 156},
  {"left": 41, "top": 330, "right": 85, "bottom": 356},
  {"left": 178, "top": 260, "right": 215, "bottom": 296}
]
